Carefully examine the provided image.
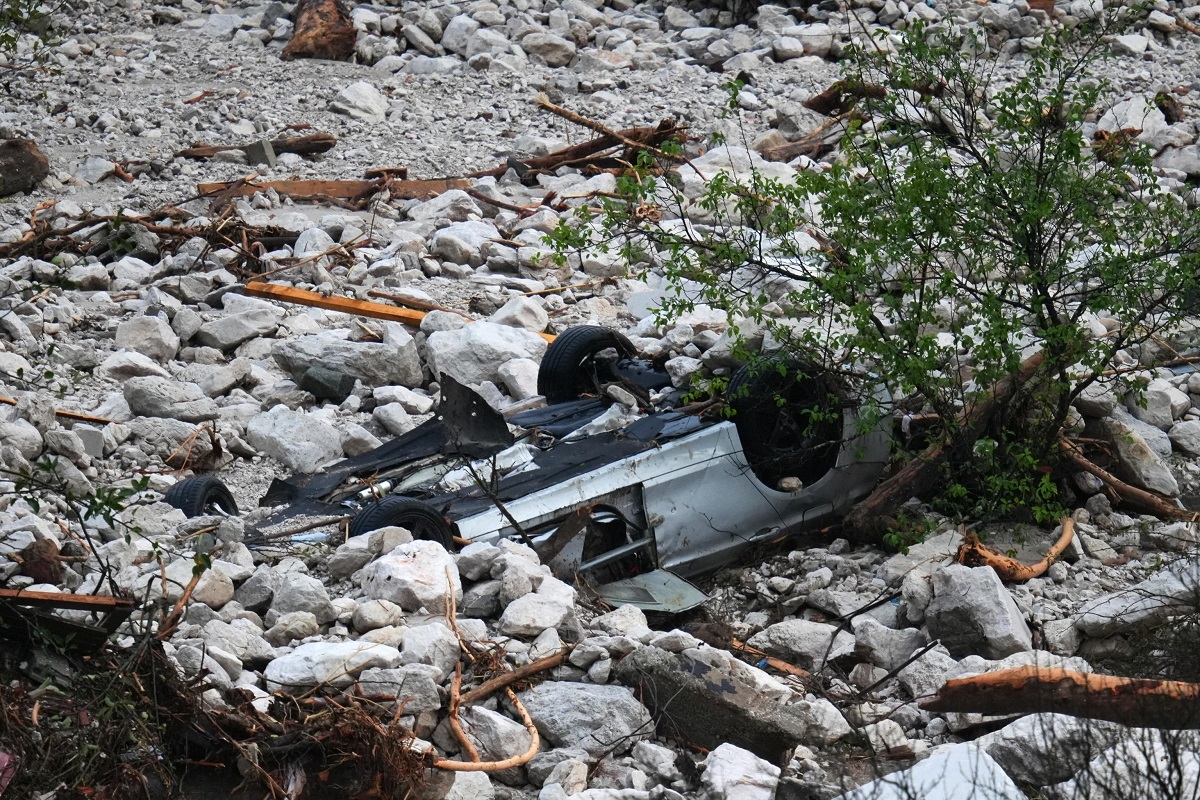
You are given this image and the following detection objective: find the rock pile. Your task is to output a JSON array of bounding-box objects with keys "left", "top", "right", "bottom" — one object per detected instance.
[{"left": 3, "top": 0, "right": 1200, "bottom": 797}]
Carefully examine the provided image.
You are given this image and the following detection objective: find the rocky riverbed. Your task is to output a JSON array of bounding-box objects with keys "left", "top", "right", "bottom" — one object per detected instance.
[{"left": 4, "top": 0, "right": 1200, "bottom": 797}]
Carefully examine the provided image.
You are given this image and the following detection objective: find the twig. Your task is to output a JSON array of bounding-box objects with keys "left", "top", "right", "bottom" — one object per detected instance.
[
  {"left": 158, "top": 570, "right": 202, "bottom": 639},
  {"left": 521, "top": 280, "right": 604, "bottom": 296}
]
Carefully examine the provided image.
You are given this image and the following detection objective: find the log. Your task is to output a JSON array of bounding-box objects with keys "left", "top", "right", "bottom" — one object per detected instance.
[
  {"left": 175, "top": 133, "right": 337, "bottom": 161},
  {"left": 955, "top": 518, "right": 1076, "bottom": 582},
  {"left": 1058, "top": 436, "right": 1199, "bottom": 521},
  {"left": 921, "top": 666, "right": 1200, "bottom": 729},
  {"left": 281, "top": 0, "right": 356, "bottom": 61},
  {"left": 844, "top": 351, "right": 1047, "bottom": 543},
  {"left": 0, "top": 138, "right": 50, "bottom": 197}
]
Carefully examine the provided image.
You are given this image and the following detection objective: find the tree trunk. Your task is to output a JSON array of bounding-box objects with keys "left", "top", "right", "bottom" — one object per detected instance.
[
  {"left": 281, "top": 0, "right": 356, "bottom": 62},
  {"left": 843, "top": 351, "right": 1046, "bottom": 543},
  {"left": 922, "top": 666, "right": 1200, "bottom": 729}
]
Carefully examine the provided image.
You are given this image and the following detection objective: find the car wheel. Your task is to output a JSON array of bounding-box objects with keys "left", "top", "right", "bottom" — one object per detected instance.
[
  {"left": 727, "top": 361, "right": 844, "bottom": 489},
  {"left": 163, "top": 475, "right": 239, "bottom": 518},
  {"left": 538, "top": 325, "right": 637, "bottom": 404},
  {"left": 349, "top": 496, "right": 454, "bottom": 548}
]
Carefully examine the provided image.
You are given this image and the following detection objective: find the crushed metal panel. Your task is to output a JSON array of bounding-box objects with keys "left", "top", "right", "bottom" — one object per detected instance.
[
  {"left": 437, "top": 373, "right": 514, "bottom": 458},
  {"left": 594, "top": 569, "right": 708, "bottom": 613}
]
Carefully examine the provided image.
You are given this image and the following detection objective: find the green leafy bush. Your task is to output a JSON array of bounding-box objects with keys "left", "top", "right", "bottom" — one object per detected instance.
[{"left": 548, "top": 14, "right": 1200, "bottom": 524}]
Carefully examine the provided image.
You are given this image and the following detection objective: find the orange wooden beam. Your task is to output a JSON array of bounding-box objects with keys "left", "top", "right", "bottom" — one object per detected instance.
[{"left": 243, "top": 281, "right": 555, "bottom": 342}]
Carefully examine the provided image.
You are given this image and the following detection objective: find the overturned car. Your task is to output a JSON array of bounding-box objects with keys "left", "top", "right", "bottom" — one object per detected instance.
[{"left": 165, "top": 326, "right": 892, "bottom": 611}]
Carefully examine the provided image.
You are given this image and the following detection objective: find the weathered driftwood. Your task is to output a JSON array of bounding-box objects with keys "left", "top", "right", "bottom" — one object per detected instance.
[
  {"left": 175, "top": 132, "right": 338, "bottom": 160},
  {"left": 198, "top": 176, "right": 471, "bottom": 207},
  {"left": 844, "top": 351, "right": 1047, "bottom": 543},
  {"left": 468, "top": 117, "right": 685, "bottom": 179},
  {"left": 535, "top": 95, "right": 688, "bottom": 166},
  {"left": 955, "top": 518, "right": 1076, "bottom": 582},
  {"left": 281, "top": 0, "right": 356, "bottom": 61},
  {"left": 922, "top": 666, "right": 1200, "bottom": 729}
]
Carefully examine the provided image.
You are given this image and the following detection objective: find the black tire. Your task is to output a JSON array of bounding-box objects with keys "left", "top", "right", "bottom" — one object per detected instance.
[
  {"left": 163, "top": 475, "right": 239, "bottom": 518},
  {"left": 349, "top": 496, "right": 454, "bottom": 548},
  {"left": 727, "top": 361, "right": 844, "bottom": 490},
  {"left": 538, "top": 325, "right": 637, "bottom": 404}
]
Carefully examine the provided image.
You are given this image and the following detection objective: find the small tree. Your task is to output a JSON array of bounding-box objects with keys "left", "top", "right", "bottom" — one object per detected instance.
[{"left": 549, "top": 13, "right": 1200, "bottom": 539}]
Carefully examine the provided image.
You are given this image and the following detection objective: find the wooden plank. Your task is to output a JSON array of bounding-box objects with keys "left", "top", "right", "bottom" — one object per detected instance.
[
  {"left": 0, "top": 588, "right": 136, "bottom": 612},
  {"left": 196, "top": 176, "right": 472, "bottom": 202},
  {"left": 198, "top": 178, "right": 377, "bottom": 200},
  {"left": 243, "top": 282, "right": 556, "bottom": 343}
]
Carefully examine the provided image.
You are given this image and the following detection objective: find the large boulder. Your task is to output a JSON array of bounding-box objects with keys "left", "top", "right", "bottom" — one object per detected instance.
[
  {"left": 361, "top": 539, "right": 462, "bottom": 613},
  {"left": 195, "top": 308, "right": 280, "bottom": 350},
  {"left": 1075, "top": 557, "right": 1200, "bottom": 637},
  {"left": 521, "top": 32, "right": 577, "bottom": 66},
  {"left": 125, "top": 417, "right": 217, "bottom": 469},
  {"left": 746, "top": 619, "right": 855, "bottom": 671},
  {"left": 1100, "top": 416, "right": 1179, "bottom": 496},
  {"left": 246, "top": 405, "right": 343, "bottom": 472},
  {"left": 115, "top": 315, "right": 179, "bottom": 362},
  {"left": 518, "top": 682, "right": 653, "bottom": 756},
  {"left": 271, "top": 572, "right": 337, "bottom": 624},
  {"left": 123, "top": 377, "right": 219, "bottom": 422},
  {"left": 273, "top": 324, "right": 422, "bottom": 388},
  {"left": 425, "top": 322, "right": 547, "bottom": 386},
  {"left": 702, "top": 743, "right": 780, "bottom": 800},
  {"left": 201, "top": 619, "right": 276, "bottom": 666},
  {"left": 431, "top": 220, "right": 500, "bottom": 266},
  {"left": 833, "top": 743, "right": 1025, "bottom": 800},
  {"left": 973, "top": 713, "right": 1124, "bottom": 786},
  {"left": 264, "top": 641, "right": 401, "bottom": 692},
  {"left": 924, "top": 564, "right": 1032, "bottom": 659},
  {"left": 613, "top": 646, "right": 840, "bottom": 764}
]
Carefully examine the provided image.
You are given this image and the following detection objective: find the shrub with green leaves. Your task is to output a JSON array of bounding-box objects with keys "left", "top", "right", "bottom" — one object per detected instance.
[
  {"left": 1, "top": 0, "right": 52, "bottom": 67},
  {"left": 547, "top": 14, "right": 1200, "bottom": 526}
]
